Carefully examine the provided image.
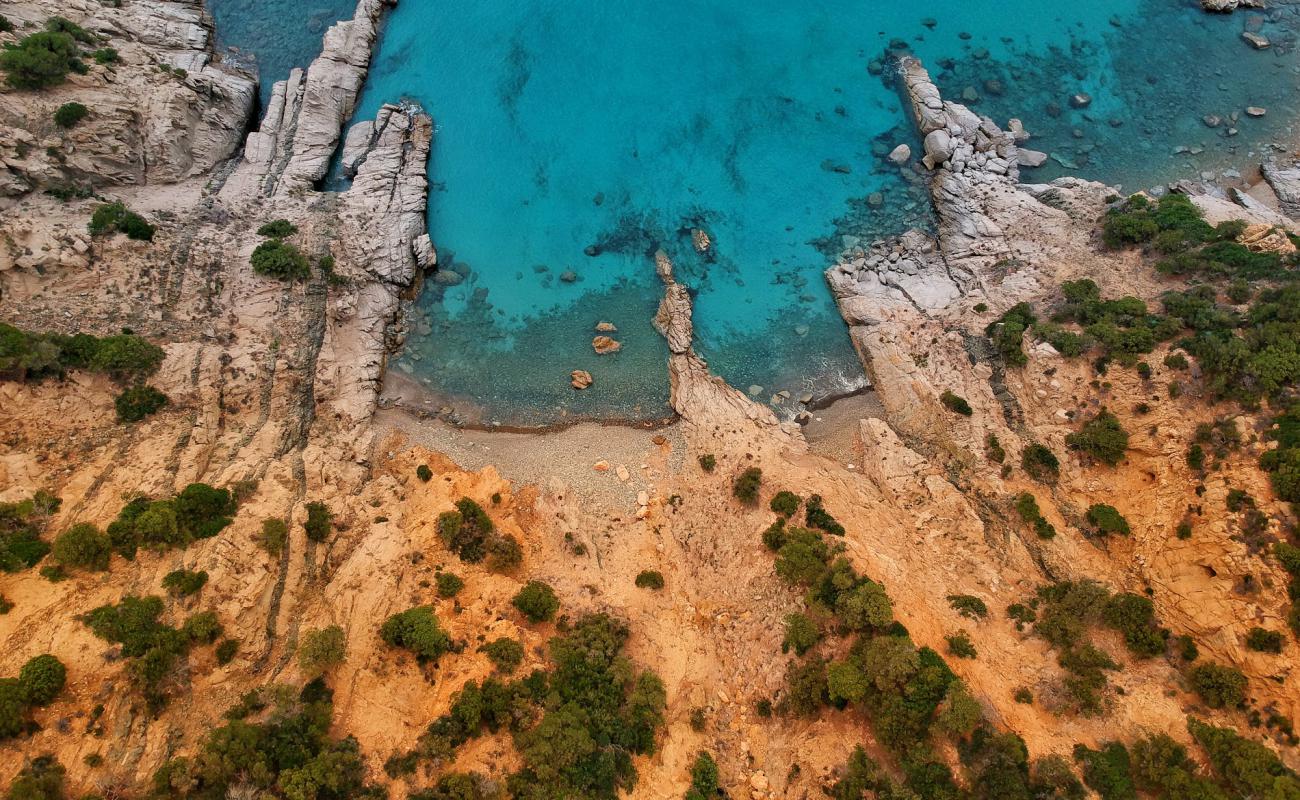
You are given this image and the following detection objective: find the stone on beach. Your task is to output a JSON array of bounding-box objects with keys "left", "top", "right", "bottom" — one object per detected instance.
[{"left": 570, "top": 370, "right": 593, "bottom": 389}]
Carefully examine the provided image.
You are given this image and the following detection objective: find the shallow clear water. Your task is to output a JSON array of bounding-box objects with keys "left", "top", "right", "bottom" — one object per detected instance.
[
  {"left": 207, "top": 0, "right": 357, "bottom": 109},
  {"left": 231, "top": 0, "right": 1300, "bottom": 426}
]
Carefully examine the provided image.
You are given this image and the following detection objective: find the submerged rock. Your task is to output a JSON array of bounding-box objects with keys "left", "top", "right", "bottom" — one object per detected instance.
[
  {"left": 888, "top": 144, "right": 912, "bottom": 165},
  {"left": 570, "top": 370, "right": 593, "bottom": 390}
]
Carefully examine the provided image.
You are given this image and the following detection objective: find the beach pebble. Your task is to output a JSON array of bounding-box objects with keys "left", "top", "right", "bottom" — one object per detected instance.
[
  {"left": 594, "top": 460, "right": 610, "bottom": 472},
  {"left": 1246, "top": 106, "right": 1267, "bottom": 117},
  {"left": 616, "top": 465, "right": 630, "bottom": 482},
  {"left": 595, "top": 321, "right": 617, "bottom": 332}
]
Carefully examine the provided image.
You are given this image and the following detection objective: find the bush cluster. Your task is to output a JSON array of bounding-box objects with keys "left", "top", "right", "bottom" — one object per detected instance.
[
  {"left": 634, "top": 569, "right": 664, "bottom": 590},
  {"left": 303, "top": 501, "right": 331, "bottom": 542},
  {"left": 151, "top": 679, "right": 376, "bottom": 799},
  {"left": 1014, "top": 493, "right": 1056, "bottom": 539},
  {"left": 0, "top": 322, "right": 164, "bottom": 381},
  {"left": 986, "top": 302, "right": 1036, "bottom": 366},
  {"left": 804, "top": 494, "right": 845, "bottom": 536},
  {"left": 161, "top": 568, "right": 208, "bottom": 597},
  {"left": 1085, "top": 504, "right": 1131, "bottom": 536},
  {"left": 481, "top": 637, "right": 524, "bottom": 674},
  {"left": 0, "top": 654, "right": 66, "bottom": 739},
  {"left": 436, "top": 498, "right": 522, "bottom": 570},
  {"left": 82, "top": 594, "right": 221, "bottom": 710},
  {"left": 940, "top": 390, "right": 973, "bottom": 416},
  {"left": 394, "top": 613, "right": 665, "bottom": 800},
  {"left": 1021, "top": 444, "right": 1060, "bottom": 484},
  {"left": 0, "top": 492, "right": 60, "bottom": 573},
  {"left": 1, "top": 26, "right": 87, "bottom": 89},
  {"left": 105, "top": 483, "right": 235, "bottom": 559},
  {"left": 51, "top": 521, "right": 110, "bottom": 571}
]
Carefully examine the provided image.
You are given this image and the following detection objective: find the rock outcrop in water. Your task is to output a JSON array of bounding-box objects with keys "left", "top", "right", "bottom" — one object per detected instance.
[{"left": 1201, "top": 0, "right": 1265, "bottom": 11}]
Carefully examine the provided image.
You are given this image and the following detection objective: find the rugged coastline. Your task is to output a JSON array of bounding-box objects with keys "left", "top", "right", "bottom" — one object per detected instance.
[{"left": 1, "top": 0, "right": 1300, "bottom": 798}]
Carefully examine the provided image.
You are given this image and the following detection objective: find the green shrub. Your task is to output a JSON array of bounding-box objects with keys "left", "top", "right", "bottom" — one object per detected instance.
[
  {"left": 298, "top": 625, "right": 346, "bottom": 674},
  {"left": 1013, "top": 688, "right": 1033, "bottom": 704},
  {"left": 773, "top": 527, "right": 830, "bottom": 587},
  {"left": 1066, "top": 410, "right": 1129, "bottom": 466},
  {"left": 1014, "top": 492, "right": 1057, "bottom": 539},
  {"left": 685, "top": 751, "right": 720, "bottom": 800},
  {"left": 215, "top": 638, "right": 238, "bottom": 665},
  {"left": 260, "top": 517, "right": 287, "bottom": 557},
  {"left": 114, "top": 385, "right": 168, "bottom": 422},
  {"left": 250, "top": 239, "right": 310, "bottom": 280},
  {"left": 51, "top": 522, "right": 110, "bottom": 571},
  {"left": 182, "top": 610, "right": 222, "bottom": 644},
  {"left": 940, "top": 390, "right": 973, "bottom": 416},
  {"left": 152, "top": 679, "right": 371, "bottom": 799},
  {"left": 769, "top": 490, "right": 801, "bottom": 517},
  {"left": 416, "top": 464, "right": 433, "bottom": 482},
  {"left": 436, "top": 572, "right": 464, "bottom": 598},
  {"left": 0, "top": 31, "right": 83, "bottom": 89},
  {"left": 1100, "top": 593, "right": 1165, "bottom": 657},
  {"left": 53, "top": 101, "right": 88, "bottom": 128},
  {"left": 92, "top": 47, "right": 118, "bottom": 64},
  {"left": 804, "top": 493, "right": 845, "bottom": 536},
  {"left": 1086, "top": 504, "right": 1131, "bottom": 536},
  {"left": 1074, "top": 741, "right": 1136, "bottom": 800},
  {"left": 45, "top": 17, "right": 94, "bottom": 44},
  {"left": 380, "top": 606, "right": 452, "bottom": 663},
  {"left": 481, "top": 637, "right": 524, "bottom": 673},
  {"left": 1021, "top": 444, "right": 1060, "bottom": 484},
  {"left": 88, "top": 202, "right": 155, "bottom": 241},
  {"left": 303, "top": 501, "right": 331, "bottom": 542},
  {"left": 733, "top": 467, "right": 762, "bottom": 505},
  {"left": 1188, "top": 717, "right": 1300, "bottom": 797},
  {"left": 945, "top": 632, "right": 977, "bottom": 659},
  {"left": 782, "top": 612, "right": 820, "bottom": 656},
  {"left": 0, "top": 15, "right": 11, "bottom": 33},
  {"left": 1246, "top": 627, "right": 1283, "bottom": 654},
  {"left": 947, "top": 594, "right": 988, "bottom": 620},
  {"left": 634, "top": 569, "right": 664, "bottom": 590},
  {"left": 18, "top": 655, "right": 65, "bottom": 706},
  {"left": 1187, "top": 662, "right": 1247, "bottom": 709},
  {"left": 835, "top": 579, "right": 892, "bottom": 631},
  {"left": 7, "top": 755, "right": 67, "bottom": 799},
  {"left": 256, "top": 219, "right": 297, "bottom": 238},
  {"left": 1163, "top": 352, "right": 1188, "bottom": 371},
  {"left": 161, "top": 568, "right": 207, "bottom": 597},
  {"left": 698, "top": 454, "right": 716, "bottom": 472},
  {"left": 512, "top": 580, "right": 559, "bottom": 623},
  {"left": 979, "top": 438, "right": 1006, "bottom": 471},
  {"left": 935, "top": 683, "right": 981, "bottom": 737},
  {"left": 987, "top": 303, "right": 1036, "bottom": 366}
]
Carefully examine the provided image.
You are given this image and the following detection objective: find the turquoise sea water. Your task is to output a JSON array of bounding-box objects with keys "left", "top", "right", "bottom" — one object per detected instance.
[
  {"left": 213, "top": 1, "right": 1300, "bottom": 426},
  {"left": 208, "top": 0, "right": 357, "bottom": 108}
]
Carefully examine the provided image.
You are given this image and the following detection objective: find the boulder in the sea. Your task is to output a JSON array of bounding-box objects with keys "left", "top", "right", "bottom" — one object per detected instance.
[
  {"left": 560, "top": 269, "right": 578, "bottom": 282},
  {"left": 571, "top": 370, "right": 593, "bottom": 390},
  {"left": 595, "top": 321, "right": 618, "bottom": 332},
  {"left": 592, "top": 336, "right": 622, "bottom": 354},
  {"left": 1242, "top": 32, "right": 1270, "bottom": 49},
  {"left": 1068, "top": 93, "right": 1092, "bottom": 109},
  {"left": 888, "top": 144, "right": 912, "bottom": 165},
  {"left": 691, "top": 228, "right": 712, "bottom": 254},
  {"left": 1017, "top": 149, "right": 1048, "bottom": 168},
  {"left": 432, "top": 268, "right": 464, "bottom": 285},
  {"left": 1246, "top": 106, "right": 1267, "bottom": 117}
]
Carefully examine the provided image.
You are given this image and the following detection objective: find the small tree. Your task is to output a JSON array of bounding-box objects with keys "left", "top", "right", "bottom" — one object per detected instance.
[
  {"left": 115, "top": 385, "right": 167, "bottom": 422},
  {"left": 634, "top": 569, "right": 665, "bottom": 590},
  {"left": 1086, "top": 504, "right": 1131, "bottom": 536},
  {"left": 1, "top": 31, "right": 83, "bottom": 89},
  {"left": 435, "top": 572, "right": 464, "bottom": 598},
  {"left": 480, "top": 637, "right": 524, "bottom": 673},
  {"left": 52, "top": 523, "right": 111, "bottom": 571},
  {"left": 1021, "top": 444, "right": 1060, "bottom": 484},
  {"left": 940, "top": 390, "right": 973, "bottom": 416},
  {"left": 303, "top": 502, "right": 331, "bottom": 542},
  {"left": 782, "top": 613, "right": 820, "bottom": 656},
  {"left": 18, "top": 655, "right": 66, "bottom": 706},
  {"left": 1188, "top": 663, "right": 1246, "bottom": 709},
  {"left": 511, "top": 580, "right": 559, "bottom": 623},
  {"left": 1067, "top": 410, "right": 1129, "bottom": 466},
  {"left": 251, "top": 239, "right": 310, "bottom": 280},
  {"left": 733, "top": 467, "right": 762, "bottom": 505},
  {"left": 260, "top": 517, "right": 287, "bottom": 556},
  {"left": 161, "top": 569, "right": 207, "bottom": 597},
  {"left": 946, "top": 632, "right": 977, "bottom": 659},
  {"left": 256, "top": 219, "right": 297, "bottom": 238},
  {"left": 769, "top": 491, "right": 801, "bottom": 517},
  {"left": 380, "top": 606, "right": 452, "bottom": 663},
  {"left": 53, "top": 102, "right": 88, "bottom": 128},
  {"left": 685, "top": 752, "right": 720, "bottom": 800},
  {"left": 298, "top": 625, "right": 347, "bottom": 675}
]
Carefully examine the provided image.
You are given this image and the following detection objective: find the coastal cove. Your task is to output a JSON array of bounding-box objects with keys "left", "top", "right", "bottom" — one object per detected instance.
[{"left": 212, "top": 0, "right": 1300, "bottom": 427}]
